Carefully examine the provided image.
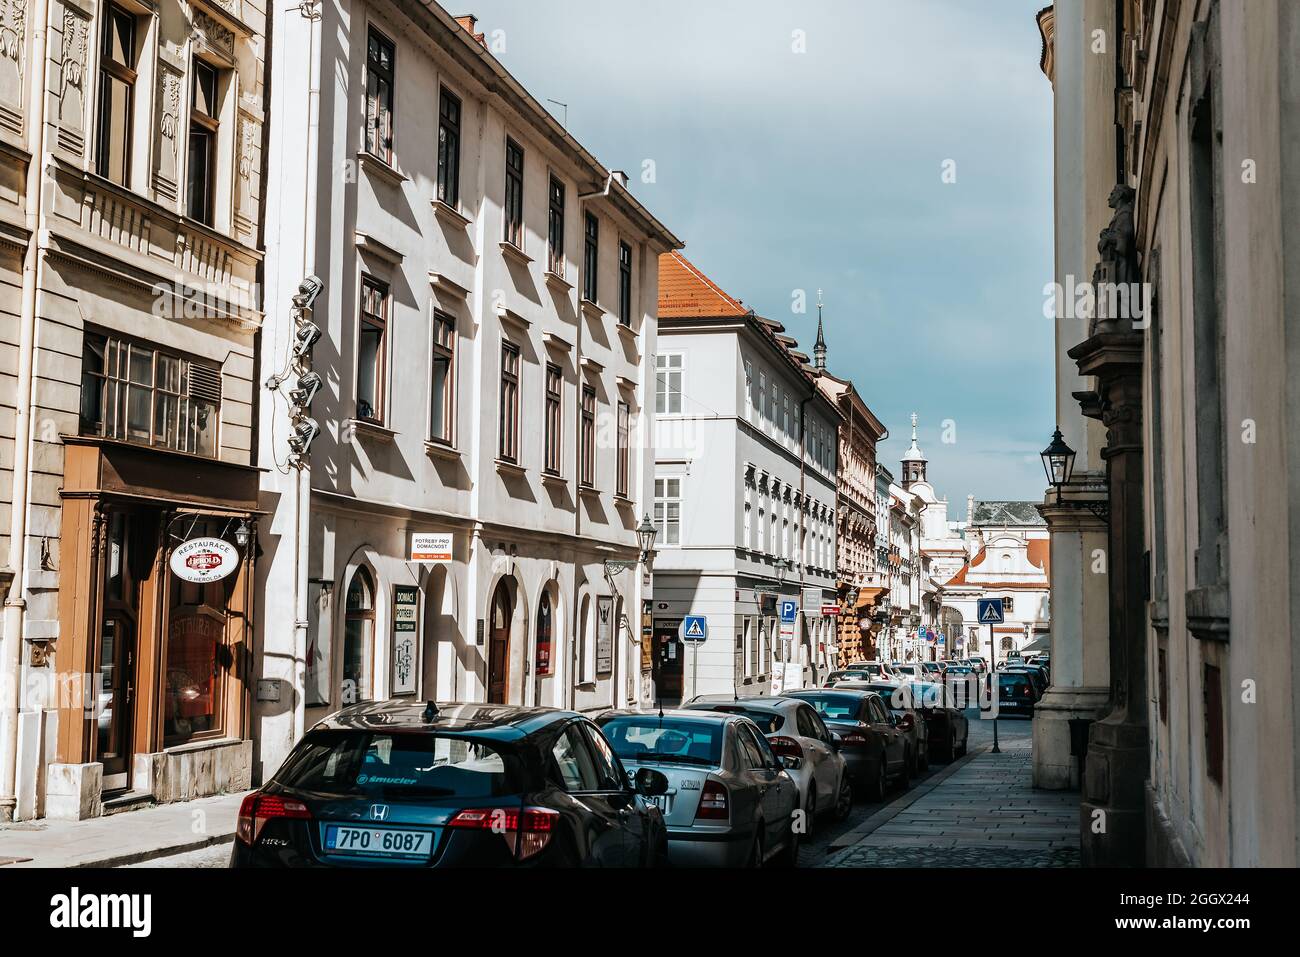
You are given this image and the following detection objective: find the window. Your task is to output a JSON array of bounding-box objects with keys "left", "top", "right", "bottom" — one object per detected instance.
[
  {"left": 342, "top": 567, "right": 375, "bottom": 704},
  {"left": 580, "top": 385, "right": 597, "bottom": 488},
  {"left": 551, "top": 725, "right": 601, "bottom": 792},
  {"left": 1204, "top": 663, "right": 1223, "bottom": 785},
  {"left": 186, "top": 58, "right": 219, "bottom": 225},
  {"left": 583, "top": 212, "right": 599, "bottom": 303},
  {"left": 498, "top": 340, "right": 521, "bottom": 462},
  {"left": 437, "top": 87, "right": 461, "bottom": 207},
  {"left": 616, "top": 401, "right": 630, "bottom": 496},
  {"left": 504, "top": 138, "right": 524, "bottom": 247},
  {"left": 544, "top": 363, "right": 563, "bottom": 475},
  {"left": 618, "top": 240, "right": 633, "bottom": 326},
  {"left": 782, "top": 394, "right": 790, "bottom": 443},
  {"left": 655, "top": 353, "right": 682, "bottom": 415},
  {"left": 1002, "top": 595, "right": 1015, "bottom": 613},
  {"left": 535, "top": 591, "right": 553, "bottom": 677},
  {"left": 580, "top": 722, "right": 626, "bottom": 791},
  {"left": 429, "top": 311, "right": 455, "bottom": 445},
  {"left": 80, "top": 332, "right": 221, "bottom": 456},
  {"left": 357, "top": 276, "right": 388, "bottom": 423},
  {"left": 758, "top": 371, "right": 767, "bottom": 422},
  {"left": 744, "top": 360, "right": 754, "bottom": 422},
  {"left": 365, "top": 28, "right": 395, "bottom": 163},
  {"left": 547, "top": 175, "right": 565, "bottom": 275},
  {"left": 654, "top": 477, "right": 681, "bottom": 546},
  {"left": 95, "top": 3, "right": 136, "bottom": 186}
]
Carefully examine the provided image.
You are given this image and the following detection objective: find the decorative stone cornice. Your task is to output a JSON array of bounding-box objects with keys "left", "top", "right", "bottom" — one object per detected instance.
[{"left": 1035, "top": 5, "right": 1054, "bottom": 86}]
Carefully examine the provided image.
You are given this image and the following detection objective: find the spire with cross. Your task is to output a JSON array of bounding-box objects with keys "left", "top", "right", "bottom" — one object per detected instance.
[{"left": 813, "top": 288, "right": 827, "bottom": 371}]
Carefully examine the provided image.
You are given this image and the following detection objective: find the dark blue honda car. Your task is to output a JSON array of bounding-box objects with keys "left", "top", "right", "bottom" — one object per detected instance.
[{"left": 230, "top": 701, "right": 669, "bottom": 867}]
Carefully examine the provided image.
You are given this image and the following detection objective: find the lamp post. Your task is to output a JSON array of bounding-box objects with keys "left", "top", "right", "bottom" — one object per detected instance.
[{"left": 603, "top": 515, "right": 657, "bottom": 705}]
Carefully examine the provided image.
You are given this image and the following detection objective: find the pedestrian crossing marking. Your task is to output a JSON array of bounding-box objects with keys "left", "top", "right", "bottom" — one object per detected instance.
[{"left": 685, "top": 618, "right": 705, "bottom": 637}]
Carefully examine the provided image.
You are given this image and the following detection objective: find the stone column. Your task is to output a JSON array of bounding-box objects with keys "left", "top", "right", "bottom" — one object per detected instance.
[{"left": 1069, "top": 331, "right": 1147, "bottom": 867}]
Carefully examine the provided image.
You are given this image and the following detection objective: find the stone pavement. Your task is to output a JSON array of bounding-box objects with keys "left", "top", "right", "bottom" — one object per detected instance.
[
  {"left": 0, "top": 791, "right": 247, "bottom": 868},
  {"left": 823, "top": 740, "right": 1080, "bottom": 868}
]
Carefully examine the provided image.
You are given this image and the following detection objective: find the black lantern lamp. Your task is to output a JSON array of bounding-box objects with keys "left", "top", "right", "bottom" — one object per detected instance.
[{"left": 1041, "top": 427, "right": 1077, "bottom": 488}]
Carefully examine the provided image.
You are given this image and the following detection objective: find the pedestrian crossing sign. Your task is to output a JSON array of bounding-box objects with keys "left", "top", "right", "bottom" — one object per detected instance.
[
  {"left": 681, "top": 616, "right": 708, "bottom": 643},
  {"left": 977, "top": 598, "right": 1005, "bottom": 624}
]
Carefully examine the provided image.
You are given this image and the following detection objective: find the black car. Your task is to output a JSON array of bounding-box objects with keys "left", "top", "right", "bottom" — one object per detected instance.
[
  {"left": 1003, "top": 665, "right": 1048, "bottom": 697},
  {"left": 230, "top": 701, "right": 670, "bottom": 868},
  {"left": 994, "top": 673, "right": 1039, "bottom": 716},
  {"left": 784, "top": 689, "right": 909, "bottom": 800}
]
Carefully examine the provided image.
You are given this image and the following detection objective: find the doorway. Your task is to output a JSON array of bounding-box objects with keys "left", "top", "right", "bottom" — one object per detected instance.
[
  {"left": 97, "top": 511, "right": 140, "bottom": 793},
  {"left": 652, "top": 621, "right": 684, "bottom": 705},
  {"left": 488, "top": 580, "right": 512, "bottom": 703}
]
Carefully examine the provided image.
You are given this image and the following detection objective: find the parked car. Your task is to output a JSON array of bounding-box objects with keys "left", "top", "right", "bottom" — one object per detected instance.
[
  {"left": 909, "top": 681, "right": 970, "bottom": 760},
  {"left": 890, "top": 663, "right": 923, "bottom": 680},
  {"left": 596, "top": 709, "right": 801, "bottom": 867},
  {"left": 1003, "top": 665, "right": 1049, "bottom": 697},
  {"left": 230, "top": 701, "right": 669, "bottom": 868},
  {"left": 920, "top": 661, "right": 943, "bottom": 679},
  {"left": 784, "top": 689, "right": 910, "bottom": 800},
  {"left": 994, "top": 672, "right": 1039, "bottom": 716},
  {"left": 685, "top": 696, "right": 852, "bottom": 826},
  {"left": 966, "top": 656, "right": 988, "bottom": 674},
  {"left": 833, "top": 681, "right": 930, "bottom": 774},
  {"left": 845, "top": 660, "right": 897, "bottom": 680}
]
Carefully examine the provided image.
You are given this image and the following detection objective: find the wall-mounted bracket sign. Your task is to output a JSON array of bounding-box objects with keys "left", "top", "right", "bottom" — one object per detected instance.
[
  {"left": 170, "top": 537, "right": 239, "bottom": 584},
  {"left": 410, "top": 532, "right": 454, "bottom": 563}
]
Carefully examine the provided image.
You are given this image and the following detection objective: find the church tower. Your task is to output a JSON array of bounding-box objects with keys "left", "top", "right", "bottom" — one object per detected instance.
[
  {"left": 813, "top": 289, "right": 827, "bottom": 371},
  {"left": 901, "top": 412, "right": 927, "bottom": 488}
]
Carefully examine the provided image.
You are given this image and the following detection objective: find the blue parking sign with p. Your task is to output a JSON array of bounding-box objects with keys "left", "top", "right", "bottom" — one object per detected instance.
[
  {"left": 780, "top": 600, "right": 798, "bottom": 623},
  {"left": 977, "top": 598, "right": 1005, "bottom": 624}
]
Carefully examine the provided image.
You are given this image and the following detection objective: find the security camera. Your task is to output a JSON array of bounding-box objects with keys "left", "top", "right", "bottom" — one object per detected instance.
[{"left": 293, "top": 275, "right": 324, "bottom": 311}]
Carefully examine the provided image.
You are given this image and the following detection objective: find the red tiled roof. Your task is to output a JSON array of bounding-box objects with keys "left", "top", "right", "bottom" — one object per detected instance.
[
  {"left": 658, "top": 251, "right": 748, "bottom": 319},
  {"left": 1027, "top": 537, "right": 1050, "bottom": 578}
]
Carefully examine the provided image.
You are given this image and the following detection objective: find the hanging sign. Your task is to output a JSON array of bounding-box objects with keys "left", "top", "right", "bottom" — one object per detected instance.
[
  {"left": 596, "top": 596, "right": 615, "bottom": 675},
  {"left": 169, "top": 537, "right": 239, "bottom": 584},
  {"left": 391, "top": 585, "right": 419, "bottom": 696}
]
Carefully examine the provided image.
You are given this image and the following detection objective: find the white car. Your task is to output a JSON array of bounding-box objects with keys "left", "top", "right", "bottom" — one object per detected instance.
[
  {"left": 891, "top": 663, "right": 924, "bottom": 680},
  {"left": 686, "top": 695, "right": 852, "bottom": 828}
]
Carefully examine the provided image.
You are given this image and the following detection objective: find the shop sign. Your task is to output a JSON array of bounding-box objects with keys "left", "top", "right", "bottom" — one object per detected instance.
[
  {"left": 821, "top": 604, "right": 841, "bottom": 617},
  {"left": 169, "top": 537, "right": 238, "bottom": 584},
  {"left": 391, "top": 586, "right": 419, "bottom": 695},
  {"left": 596, "top": 596, "right": 614, "bottom": 675},
  {"left": 411, "top": 532, "right": 454, "bottom": 563}
]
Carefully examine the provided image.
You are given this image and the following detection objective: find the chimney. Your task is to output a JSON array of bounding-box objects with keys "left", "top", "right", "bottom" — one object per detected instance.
[
  {"left": 454, "top": 14, "right": 488, "bottom": 47},
  {"left": 610, "top": 170, "right": 628, "bottom": 188}
]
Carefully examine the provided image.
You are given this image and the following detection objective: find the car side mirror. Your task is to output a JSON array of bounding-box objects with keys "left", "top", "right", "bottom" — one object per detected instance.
[
  {"left": 829, "top": 731, "right": 843, "bottom": 750},
  {"left": 633, "top": 767, "right": 669, "bottom": 797}
]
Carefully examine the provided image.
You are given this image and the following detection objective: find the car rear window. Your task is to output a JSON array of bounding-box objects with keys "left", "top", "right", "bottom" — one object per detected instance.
[
  {"left": 598, "top": 716, "right": 724, "bottom": 766},
  {"left": 789, "top": 692, "right": 862, "bottom": 720},
  {"left": 693, "top": 705, "right": 784, "bottom": 734},
  {"left": 275, "top": 730, "right": 518, "bottom": 798}
]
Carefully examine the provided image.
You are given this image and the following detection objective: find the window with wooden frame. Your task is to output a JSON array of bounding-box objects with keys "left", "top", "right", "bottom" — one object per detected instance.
[
  {"left": 547, "top": 175, "right": 565, "bottom": 275},
  {"left": 437, "top": 87, "right": 461, "bottom": 207},
  {"left": 187, "top": 57, "right": 219, "bottom": 225},
  {"left": 365, "top": 27, "right": 395, "bottom": 163},
  {"left": 616, "top": 400, "right": 630, "bottom": 496},
  {"left": 499, "top": 340, "right": 521, "bottom": 462},
  {"left": 356, "top": 276, "right": 389, "bottom": 424},
  {"left": 95, "top": 3, "right": 137, "bottom": 186},
  {"left": 504, "top": 138, "right": 524, "bottom": 247},
  {"left": 582, "top": 212, "right": 599, "bottom": 303},
  {"left": 429, "top": 311, "right": 455, "bottom": 445},
  {"left": 544, "top": 363, "right": 563, "bottom": 476},
  {"left": 617, "top": 240, "right": 633, "bottom": 326},
  {"left": 80, "top": 331, "right": 222, "bottom": 457},
  {"left": 579, "top": 384, "right": 596, "bottom": 488}
]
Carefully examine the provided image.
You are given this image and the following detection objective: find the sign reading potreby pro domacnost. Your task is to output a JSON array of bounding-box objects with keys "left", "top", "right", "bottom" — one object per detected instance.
[
  {"left": 410, "top": 532, "right": 453, "bottom": 563},
  {"left": 169, "top": 537, "right": 239, "bottom": 584}
]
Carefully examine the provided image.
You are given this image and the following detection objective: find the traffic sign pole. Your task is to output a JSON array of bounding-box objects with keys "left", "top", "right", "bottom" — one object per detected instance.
[{"left": 989, "top": 621, "right": 1000, "bottom": 754}]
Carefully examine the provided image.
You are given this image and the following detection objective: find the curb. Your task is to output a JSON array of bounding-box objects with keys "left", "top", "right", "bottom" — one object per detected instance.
[
  {"left": 75, "top": 832, "right": 236, "bottom": 869},
  {"left": 827, "top": 744, "right": 991, "bottom": 852}
]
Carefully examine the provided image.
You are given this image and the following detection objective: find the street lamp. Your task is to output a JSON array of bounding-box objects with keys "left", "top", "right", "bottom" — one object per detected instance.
[
  {"left": 1040, "top": 427, "right": 1077, "bottom": 489},
  {"left": 604, "top": 514, "right": 657, "bottom": 577}
]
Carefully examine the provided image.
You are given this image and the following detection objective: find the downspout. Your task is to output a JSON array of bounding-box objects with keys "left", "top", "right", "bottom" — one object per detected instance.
[
  {"left": 2, "top": 0, "right": 51, "bottom": 822},
  {"left": 798, "top": 394, "right": 811, "bottom": 676}
]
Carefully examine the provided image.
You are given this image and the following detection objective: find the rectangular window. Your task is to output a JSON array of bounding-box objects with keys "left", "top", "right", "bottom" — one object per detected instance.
[
  {"left": 655, "top": 353, "right": 682, "bottom": 415},
  {"left": 504, "top": 138, "right": 524, "bottom": 247},
  {"left": 744, "top": 360, "right": 754, "bottom": 422},
  {"left": 583, "top": 212, "right": 599, "bottom": 303},
  {"left": 187, "top": 58, "right": 219, "bottom": 225},
  {"left": 547, "top": 175, "right": 565, "bottom": 275},
  {"left": 544, "top": 363, "right": 563, "bottom": 475},
  {"left": 654, "top": 477, "right": 681, "bottom": 546},
  {"left": 429, "top": 311, "right": 455, "bottom": 444},
  {"left": 365, "top": 28, "right": 395, "bottom": 163},
  {"left": 616, "top": 401, "right": 630, "bottom": 496},
  {"left": 95, "top": 3, "right": 137, "bottom": 186},
  {"left": 437, "top": 87, "right": 461, "bottom": 207},
  {"left": 618, "top": 240, "right": 633, "bottom": 326},
  {"left": 499, "top": 340, "right": 521, "bottom": 462},
  {"left": 1204, "top": 663, "right": 1223, "bottom": 785},
  {"left": 356, "top": 276, "right": 388, "bottom": 423},
  {"left": 80, "top": 332, "right": 221, "bottom": 457},
  {"left": 580, "top": 385, "right": 597, "bottom": 488}
]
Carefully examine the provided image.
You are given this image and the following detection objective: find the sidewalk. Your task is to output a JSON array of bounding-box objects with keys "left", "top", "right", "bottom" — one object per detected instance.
[
  {"left": 822, "top": 741, "right": 1080, "bottom": 868},
  {"left": 0, "top": 792, "right": 248, "bottom": 868}
]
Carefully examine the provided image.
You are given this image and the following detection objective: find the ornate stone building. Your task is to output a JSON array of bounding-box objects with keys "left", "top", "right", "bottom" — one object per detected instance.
[{"left": 1, "top": 0, "right": 268, "bottom": 821}]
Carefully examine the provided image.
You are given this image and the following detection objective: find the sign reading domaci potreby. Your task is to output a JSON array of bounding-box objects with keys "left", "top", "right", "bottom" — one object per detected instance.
[{"left": 169, "top": 537, "right": 239, "bottom": 584}]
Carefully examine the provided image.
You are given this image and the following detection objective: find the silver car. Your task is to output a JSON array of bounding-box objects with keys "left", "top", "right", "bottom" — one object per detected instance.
[
  {"left": 596, "top": 709, "right": 801, "bottom": 867},
  {"left": 684, "top": 695, "right": 852, "bottom": 828}
]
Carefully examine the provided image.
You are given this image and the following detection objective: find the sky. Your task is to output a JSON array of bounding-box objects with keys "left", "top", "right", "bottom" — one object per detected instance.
[{"left": 469, "top": 0, "right": 1056, "bottom": 506}]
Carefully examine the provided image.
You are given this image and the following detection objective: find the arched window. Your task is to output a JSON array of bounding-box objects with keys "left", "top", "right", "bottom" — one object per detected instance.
[
  {"left": 343, "top": 567, "right": 375, "bottom": 703},
  {"left": 535, "top": 591, "right": 553, "bottom": 677}
]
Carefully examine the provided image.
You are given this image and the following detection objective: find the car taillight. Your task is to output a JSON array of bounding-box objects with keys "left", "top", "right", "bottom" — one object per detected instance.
[
  {"left": 840, "top": 731, "right": 870, "bottom": 747},
  {"left": 448, "top": 806, "right": 559, "bottom": 860},
  {"left": 236, "top": 792, "right": 311, "bottom": 846},
  {"left": 695, "top": 781, "right": 730, "bottom": 822},
  {"left": 768, "top": 736, "right": 803, "bottom": 760}
]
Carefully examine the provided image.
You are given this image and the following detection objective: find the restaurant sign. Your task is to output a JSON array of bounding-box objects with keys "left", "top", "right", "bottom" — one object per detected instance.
[{"left": 169, "top": 537, "right": 239, "bottom": 584}]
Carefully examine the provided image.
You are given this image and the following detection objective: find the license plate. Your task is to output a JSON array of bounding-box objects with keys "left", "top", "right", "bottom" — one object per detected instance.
[
  {"left": 324, "top": 825, "right": 432, "bottom": 857},
  {"left": 646, "top": 794, "right": 672, "bottom": 814}
]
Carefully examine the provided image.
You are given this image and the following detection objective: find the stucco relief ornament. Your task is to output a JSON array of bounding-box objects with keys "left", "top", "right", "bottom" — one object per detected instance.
[
  {"left": 1089, "top": 183, "right": 1140, "bottom": 336},
  {"left": 160, "top": 71, "right": 181, "bottom": 152},
  {"left": 60, "top": 8, "right": 87, "bottom": 97},
  {"left": 1, "top": 0, "right": 27, "bottom": 66}
]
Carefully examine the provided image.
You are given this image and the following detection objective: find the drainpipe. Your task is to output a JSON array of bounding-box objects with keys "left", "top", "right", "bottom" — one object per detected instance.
[
  {"left": 2, "top": 0, "right": 51, "bottom": 822},
  {"left": 798, "top": 394, "right": 812, "bottom": 676}
]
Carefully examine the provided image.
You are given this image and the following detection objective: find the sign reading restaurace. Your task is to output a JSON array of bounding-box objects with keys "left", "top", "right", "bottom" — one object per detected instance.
[
  {"left": 410, "top": 532, "right": 453, "bottom": 563},
  {"left": 169, "top": 537, "right": 238, "bottom": 584}
]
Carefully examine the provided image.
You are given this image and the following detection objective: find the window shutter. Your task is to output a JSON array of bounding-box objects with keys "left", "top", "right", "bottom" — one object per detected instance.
[{"left": 188, "top": 364, "right": 223, "bottom": 405}]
